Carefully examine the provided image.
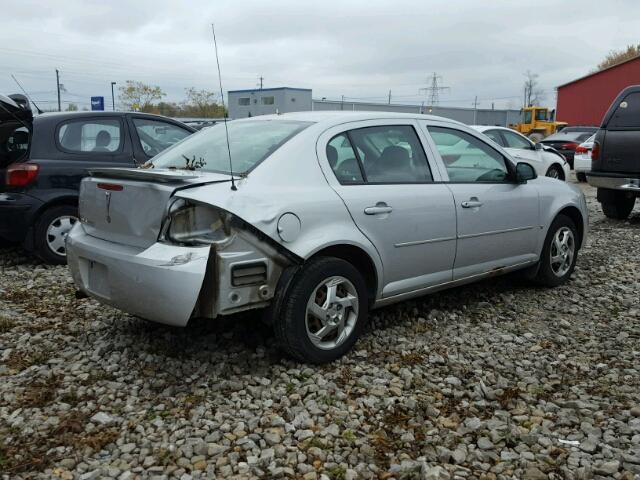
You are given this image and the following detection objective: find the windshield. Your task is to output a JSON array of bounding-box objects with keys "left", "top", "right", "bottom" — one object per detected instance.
[
  {"left": 149, "top": 119, "right": 312, "bottom": 174},
  {"left": 543, "top": 130, "right": 596, "bottom": 143}
]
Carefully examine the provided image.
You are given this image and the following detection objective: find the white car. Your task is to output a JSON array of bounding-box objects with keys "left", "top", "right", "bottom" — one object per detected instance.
[
  {"left": 471, "top": 126, "right": 570, "bottom": 181},
  {"left": 574, "top": 134, "right": 595, "bottom": 182}
]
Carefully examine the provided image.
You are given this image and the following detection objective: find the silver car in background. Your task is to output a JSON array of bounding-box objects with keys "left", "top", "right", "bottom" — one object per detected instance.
[{"left": 67, "top": 112, "right": 588, "bottom": 363}]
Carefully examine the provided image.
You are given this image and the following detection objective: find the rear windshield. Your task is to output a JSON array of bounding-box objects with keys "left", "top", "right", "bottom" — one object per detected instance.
[
  {"left": 544, "top": 131, "right": 594, "bottom": 143},
  {"left": 149, "top": 120, "right": 312, "bottom": 174},
  {"left": 0, "top": 125, "right": 29, "bottom": 167}
]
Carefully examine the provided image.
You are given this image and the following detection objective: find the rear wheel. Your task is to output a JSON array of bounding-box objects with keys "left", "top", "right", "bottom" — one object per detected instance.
[
  {"left": 601, "top": 192, "right": 635, "bottom": 220},
  {"left": 576, "top": 172, "right": 587, "bottom": 182},
  {"left": 273, "top": 257, "right": 368, "bottom": 364},
  {"left": 545, "top": 164, "right": 564, "bottom": 180},
  {"left": 533, "top": 214, "right": 578, "bottom": 287},
  {"left": 34, "top": 205, "right": 78, "bottom": 265}
]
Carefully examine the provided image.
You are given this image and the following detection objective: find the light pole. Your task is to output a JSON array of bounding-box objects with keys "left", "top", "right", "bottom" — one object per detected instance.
[{"left": 110, "top": 82, "right": 116, "bottom": 111}]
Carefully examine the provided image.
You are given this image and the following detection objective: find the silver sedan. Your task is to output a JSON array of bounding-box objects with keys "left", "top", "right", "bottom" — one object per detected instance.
[{"left": 67, "top": 112, "right": 588, "bottom": 363}]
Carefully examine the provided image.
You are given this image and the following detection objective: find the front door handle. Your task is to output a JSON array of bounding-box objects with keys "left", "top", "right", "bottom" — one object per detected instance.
[
  {"left": 364, "top": 202, "right": 393, "bottom": 215},
  {"left": 461, "top": 198, "right": 483, "bottom": 208}
]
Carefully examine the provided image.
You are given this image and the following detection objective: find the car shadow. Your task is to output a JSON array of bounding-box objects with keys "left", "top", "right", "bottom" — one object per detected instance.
[{"left": 101, "top": 270, "right": 540, "bottom": 379}]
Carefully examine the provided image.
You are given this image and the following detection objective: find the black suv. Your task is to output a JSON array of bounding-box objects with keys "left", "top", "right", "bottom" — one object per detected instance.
[
  {"left": 588, "top": 85, "right": 640, "bottom": 219},
  {"left": 0, "top": 94, "right": 195, "bottom": 263}
]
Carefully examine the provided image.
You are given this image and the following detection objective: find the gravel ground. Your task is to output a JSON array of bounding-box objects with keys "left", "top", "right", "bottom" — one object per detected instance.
[{"left": 1, "top": 180, "right": 639, "bottom": 480}]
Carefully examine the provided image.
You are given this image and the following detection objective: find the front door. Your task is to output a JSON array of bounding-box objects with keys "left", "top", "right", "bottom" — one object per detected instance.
[
  {"left": 426, "top": 125, "right": 540, "bottom": 280},
  {"left": 320, "top": 122, "right": 457, "bottom": 297}
]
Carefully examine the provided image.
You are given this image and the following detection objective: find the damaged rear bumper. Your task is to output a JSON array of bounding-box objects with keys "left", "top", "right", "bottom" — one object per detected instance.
[{"left": 67, "top": 225, "right": 209, "bottom": 326}]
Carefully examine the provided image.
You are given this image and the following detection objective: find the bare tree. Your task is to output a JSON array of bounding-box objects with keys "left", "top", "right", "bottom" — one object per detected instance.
[
  {"left": 594, "top": 44, "right": 640, "bottom": 71},
  {"left": 523, "top": 71, "right": 545, "bottom": 107}
]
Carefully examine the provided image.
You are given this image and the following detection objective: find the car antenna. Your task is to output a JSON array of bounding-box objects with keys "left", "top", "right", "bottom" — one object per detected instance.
[
  {"left": 211, "top": 23, "right": 236, "bottom": 191},
  {"left": 11, "top": 74, "right": 43, "bottom": 114}
]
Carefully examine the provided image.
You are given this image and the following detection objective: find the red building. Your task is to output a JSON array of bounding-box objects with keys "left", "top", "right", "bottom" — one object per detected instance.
[{"left": 556, "top": 55, "right": 640, "bottom": 126}]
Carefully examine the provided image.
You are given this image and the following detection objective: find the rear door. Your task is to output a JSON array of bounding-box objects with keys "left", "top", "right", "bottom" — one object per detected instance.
[
  {"left": 600, "top": 90, "right": 640, "bottom": 174},
  {"left": 32, "top": 116, "right": 135, "bottom": 193},
  {"left": 127, "top": 116, "right": 194, "bottom": 164},
  {"left": 318, "top": 120, "right": 457, "bottom": 297}
]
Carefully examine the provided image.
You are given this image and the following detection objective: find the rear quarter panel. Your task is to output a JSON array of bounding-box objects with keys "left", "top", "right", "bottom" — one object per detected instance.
[{"left": 174, "top": 128, "right": 385, "bottom": 296}]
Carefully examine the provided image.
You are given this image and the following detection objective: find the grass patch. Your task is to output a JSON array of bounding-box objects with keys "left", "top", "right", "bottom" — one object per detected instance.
[{"left": 0, "top": 316, "right": 16, "bottom": 333}]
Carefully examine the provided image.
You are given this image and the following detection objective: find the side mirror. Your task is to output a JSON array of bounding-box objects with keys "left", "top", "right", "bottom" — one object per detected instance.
[
  {"left": 516, "top": 162, "right": 536, "bottom": 183},
  {"left": 534, "top": 142, "right": 543, "bottom": 151}
]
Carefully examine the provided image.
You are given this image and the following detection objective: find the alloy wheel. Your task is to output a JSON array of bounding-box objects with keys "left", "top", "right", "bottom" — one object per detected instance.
[
  {"left": 546, "top": 167, "right": 561, "bottom": 179},
  {"left": 549, "top": 226, "right": 574, "bottom": 277},
  {"left": 305, "top": 275, "right": 359, "bottom": 350},
  {"left": 46, "top": 215, "right": 77, "bottom": 257}
]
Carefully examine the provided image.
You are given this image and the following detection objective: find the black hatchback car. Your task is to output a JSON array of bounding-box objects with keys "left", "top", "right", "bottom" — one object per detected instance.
[{"left": 0, "top": 94, "right": 195, "bottom": 263}]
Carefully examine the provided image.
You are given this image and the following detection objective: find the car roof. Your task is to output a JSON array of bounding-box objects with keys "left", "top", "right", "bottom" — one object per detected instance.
[
  {"left": 234, "top": 110, "right": 467, "bottom": 128},
  {"left": 470, "top": 125, "right": 513, "bottom": 132},
  {"left": 35, "top": 111, "right": 185, "bottom": 121}
]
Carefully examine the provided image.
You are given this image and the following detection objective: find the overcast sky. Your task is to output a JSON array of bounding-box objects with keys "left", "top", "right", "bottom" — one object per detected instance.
[{"left": 1, "top": 0, "right": 638, "bottom": 111}]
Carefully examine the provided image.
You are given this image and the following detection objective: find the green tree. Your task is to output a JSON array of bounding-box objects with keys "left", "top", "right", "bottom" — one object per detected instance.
[
  {"left": 595, "top": 44, "right": 640, "bottom": 71},
  {"left": 182, "top": 87, "right": 226, "bottom": 117},
  {"left": 66, "top": 103, "right": 78, "bottom": 111},
  {"left": 118, "top": 80, "right": 166, "bottom": 112}
]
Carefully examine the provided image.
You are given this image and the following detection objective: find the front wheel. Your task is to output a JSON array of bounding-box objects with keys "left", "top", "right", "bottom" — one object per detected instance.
[
  {"left": 533, "top": 215, "right": 578, "bottom": 287},
  {"left": 34, "top": 205, "right": 78, "bottom": 265},
  {"left": 273, "top": 257, "right": 368, "bottom": 364}
]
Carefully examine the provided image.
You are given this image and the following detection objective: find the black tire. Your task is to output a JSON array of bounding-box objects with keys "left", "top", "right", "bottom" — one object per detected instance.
[
  {"left": 545, "top": 164, "right": 564, "bottom": 180},
  {"left": 533, "top": 214, "right": 578, "bottom": 287},
  {"left": 576, "top": 172, "right": 587, "bottom": 182},
  {"left": 601, "top": 193, "right": 635, "bottom": 220},
  {"left": 273, "top": 257, "right": 369, "bottom": 364},
  {"left": 34, "top": 205, "right": 78, "bottom": 265}
]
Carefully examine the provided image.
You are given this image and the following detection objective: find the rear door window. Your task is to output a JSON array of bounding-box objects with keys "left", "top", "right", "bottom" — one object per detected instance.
[
  {"left": 58, "top": 118, "right": 122, "bottom": 153},
  {"left": 609, "top": 92, "right": 640, "bottom": 128},
  {"left": 345, "top": 125, "right": 433, "bottom": 183},
  {"left": 132, "top": 118, "right": 192, "bottom": 158}
]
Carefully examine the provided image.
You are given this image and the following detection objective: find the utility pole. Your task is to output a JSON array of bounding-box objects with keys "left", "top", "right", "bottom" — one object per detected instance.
[
  {"left": 472, "top": 96, "right": 479, "bottom": 124},
  {"left": 258, "top": 76, "right": 264, "bottom": 90},
  {"left": 55, "top": 69, "right": 61, "bottom": 112},
  {"left": 388, "top": 90, "right": 392, "bottom": 104},
  {"left": 111, "top": 82, "right": 116, "bottom": 111},
  {"left": 419, "top": 72, "right": 450, "bottom": 107},
  {"left": 341, "top": 95, "right": 344, "bottom": 110}
]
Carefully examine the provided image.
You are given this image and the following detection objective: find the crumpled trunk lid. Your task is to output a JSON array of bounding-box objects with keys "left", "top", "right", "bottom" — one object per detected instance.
[{"left": 79, "top": 168, "right": 231, "bottom": 248}]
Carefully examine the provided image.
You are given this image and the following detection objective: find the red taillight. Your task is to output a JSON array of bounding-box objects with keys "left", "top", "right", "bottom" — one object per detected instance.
[
  {"left": 591, "top": 142, "right": 600, "bottom": 162},
  {"left": 575, "top": 146, "right": 588, "bottom": 154},
  {"left": 561, "top": 142, "right": 578, "bottom": 150},
  {"left": 6, "top": 163, "right": 39, "bottom": 187},
  {"left": 97, "top": 183, "right": 124, "bottom": 191}
]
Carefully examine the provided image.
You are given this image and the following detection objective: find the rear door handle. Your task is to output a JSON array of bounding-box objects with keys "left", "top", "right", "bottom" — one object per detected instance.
[
  {"left": 364, "top": 202, "right": 393, "bottom": 215},
  {"left": 461, "top": 199, "right": 483, "bottom": 208}
]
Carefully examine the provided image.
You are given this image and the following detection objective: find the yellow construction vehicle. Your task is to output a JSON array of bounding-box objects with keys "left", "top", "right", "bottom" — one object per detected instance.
[{"left": 510, "top": 106, "right": 568, "bottom": 142}]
